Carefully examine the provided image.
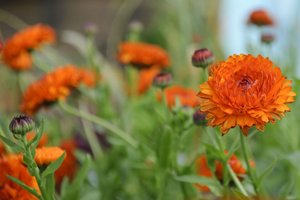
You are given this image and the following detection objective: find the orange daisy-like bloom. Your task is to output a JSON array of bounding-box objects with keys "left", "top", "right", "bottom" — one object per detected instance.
[
  {"left": 248, "top": 9, "right": 274, "bottom": 26},
  {"left": 195, "top": 153, "right": 246, "bottom": 192},
  {"left": 0, "top": 155, "right": 39, "bottom": 200},
  {"left": 33, "top": 147, "right": 65, "bottom": 166},
  {"left": 26, "top": 132, "right": 48, "bottom": 147},
  {"left": 137, "top": 67, "right": 161, "bottom": 94},
  {"left": 117, "top": 42, "right": 170, "bottom": 69},
  {"left": 55, "top": 140, "right": 77, "bottom": 186},
  {"left": 21, "top": 65, "right": 96, "bottom": 115},
  {"left": 158, "top": 85, "right": 199, "bottom": 108},
  {"left": 2, "top": 24, "right": 56, "bottom": 70},
  {"left": 198, "top": 54, "right": 296, "bottom": 135}
]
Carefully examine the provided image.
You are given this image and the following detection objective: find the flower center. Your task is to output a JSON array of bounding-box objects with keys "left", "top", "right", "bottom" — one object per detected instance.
[{"left": 238, "top": 76, "right": 253, "bottom": 91}]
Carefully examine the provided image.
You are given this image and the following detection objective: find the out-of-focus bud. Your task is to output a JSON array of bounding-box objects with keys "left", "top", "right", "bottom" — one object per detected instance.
[
  {"left": 152, "top": 71, "right": 172, "bottom": 89},
  {"left": 9, "top": 114, "right": 34, "bottom": 136},
  {"left": 84, "top": 22, "right": 98, "bottom": 35},
  {"left": 193, "top": 109, "right": 207, "bottom": 126},
  {"left": 261, "top": 33, "right": 275, "bottom": 44},
  {"left": 191, "top": 48, "right": 214, "bottom": 68},
  {"left": 247, "top": 9, "right": 274, "bottom": 26}
]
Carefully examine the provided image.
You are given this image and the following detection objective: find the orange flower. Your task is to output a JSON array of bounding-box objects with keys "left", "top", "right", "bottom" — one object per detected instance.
[
  {"left": 0, "top": 141, "right": 6, "bottom": 156},
  {"left": 0, "top": 155, "right": 39, "bottom": 200},
  {"left": 33, "top": 147, "right": 65, "bottom": 166},
  {"left": 117, "top": 42, "right": 170, "bottom": 69},
  {"left": 158, "top": 85, "right": 199, "bottom": 108},
  {"left": 248, "top": 9, "right": 274, "bottom": 26},
  {"left": 55, "top": 140, "right": 77, "bottom": 186},
  {"left": 137, "top": 67, "right": 161, "bottom": 94},
  {"left": 2, "top": 24, "right": 56, "bottom": 70},
  {"left": 197, "top": 54, "right": 295, "bottom": 135},
  {"left": 21, "top": 65, "right": 96, "bottom": 115},
  {"left": 195, "top": 153, "right": 246, "bottom": 192}
]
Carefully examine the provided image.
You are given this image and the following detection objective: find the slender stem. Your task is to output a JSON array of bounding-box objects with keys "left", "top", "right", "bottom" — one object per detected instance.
[
  {"left": 78, "top": 103, "right": 104, "bottom": 158},
  {"left": 59, "top": 101, "right": 138, "bottom": 148},
  {"left": 240, "top": 131, "right": 258, "bottom": 194},
  {"left": 227, "top": 164, "right": 248, "bottom": 196}
]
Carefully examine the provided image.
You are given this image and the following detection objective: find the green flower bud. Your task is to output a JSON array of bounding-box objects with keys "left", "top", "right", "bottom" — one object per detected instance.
[{"left": 9, "top": 114, "right": 34, "bottom": 136}]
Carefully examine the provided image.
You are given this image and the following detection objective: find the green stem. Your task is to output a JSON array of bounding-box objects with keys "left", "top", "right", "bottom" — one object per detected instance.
[
  {"left": 240, "top": 131, "right": 258, "bottom": 194},
  {"left": 226, "top": 164, "right": 248, "bottom": 196},
  {"left": 21, "top": 136, "right": 47, "bottom": 200},
  {"left": 78, "top": 103, "right": 104, "bottom": 158},
  {"left": 59, "top": 100, "right": 138, "bottom": 148}
]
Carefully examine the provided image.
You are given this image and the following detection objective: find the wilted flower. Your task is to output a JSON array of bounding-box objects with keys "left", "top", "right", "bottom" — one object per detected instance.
[
  {"left": 197, "top": 54, "right": 295, "bottom": 135},
  {"left": 9, "top": 114, "right": 34, "bottom": 136},
  {"left": 2, "top": 24, "right": 56, "bottom": 71},
  {"left": 157, "top": 85, "right": 199, "bottom": 108},
  {"left": 117, "top": 42, "right": 170, "bottom": 69},
  {"left": 247, "top": 9, "right": 274, "bottom": 26},
  {"left": 191, "top": 48, "right": 214, "bottom": 68},
  {"left": 21, "top": 65, "right": 96, "bottom": 115}
]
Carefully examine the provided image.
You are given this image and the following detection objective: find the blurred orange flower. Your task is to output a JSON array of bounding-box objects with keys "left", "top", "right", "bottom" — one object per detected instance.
[
  {"left": 198, "top": 54, "right": 295, "bottom": 135},
  {"left": 21, "top": 65, "right": 96, "bottom": 115},
  {"left": 0, "top": 155, "right": 39, "bottom": 200},
  {"left": 195, "top": 153, "right": 246, "bottom": 192},
  {"left": 33, "top": 147, "right": 65, "bottom": 166},
  {"left": 2, "top": 24, "right": 56, "bottom": 70},
  {"left": 137, "top": 67, "right": 161, "bottom": 94},
  {"left": 26, "top": 132, "right": 48, "bottom": 147},
  {"left": 248, "top": 9, "right": 274, "bottom": 26},
  {"left": 55, "top": 140, "right": 77, "bottom": 186},
  {"left": 158, "top": 85, "right": 199, "bottom": 108},
  {"left": 117, "top": 42, "right": 170, "bottom": 69}
]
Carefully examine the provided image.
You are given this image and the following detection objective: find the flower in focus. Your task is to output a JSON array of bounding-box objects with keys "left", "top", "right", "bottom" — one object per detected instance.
[
  {"left": 0, "top": 155, "right": 39, "bottom": 200},
  {"left": 247, "top": 9, "right": 274, "bottom": 26},
  {"left": 55, "top": 140, "right": 77, "bottom": 186},
  {"left": 21, "top": 65, "right": 96, "bottom": 115},
  {"left": 117, "top": 42, "right": 170, "bottom": 69},
  {"left": 2, "top": 24, "right": 56, "bottom": 71},
  {"left": 157, "top": 85, "right": 199, "bottom": 108},
  {"left": 197, "top": 54, "right": 296, "bottom": 135},
  {"left": 137, "top": 67, "right": 161, "bottom": 94},
  {"left": 195, "top": 153, "right": 246, "bottom": 192}
]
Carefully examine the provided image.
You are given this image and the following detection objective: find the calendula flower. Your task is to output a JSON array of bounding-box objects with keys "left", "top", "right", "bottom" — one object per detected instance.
[
  {"left": 198, "top": 54, "right": 295, "bottom": 135},
  {"left": 2, "top": 24, "right": 56, "bottom": 71},
  {"left": 26, "top": 132, "right": 48, "bottom": 147},
  {"left": 117, "top": 42, "right": 170, "bottom": 69},
  {"left": 21, "top": 65, "right": 96, "bottom": 115},
  {"left": 195, "top": 153, "right": 246, "bottom": 192},
  {"left": 55, "top": 140, "right": 77, "bottom": 186},
  {"left": 157, "top": 85, "right": 199, "bottom": 108},
  {"left": 137, "top": 67, "right": 161, "bottom": 94},
  {"left": 0, "top": 155, "right": 39, "bottom": 200},
  {"left": 247, "top": 9, "right": 274, "bottom": 26}
]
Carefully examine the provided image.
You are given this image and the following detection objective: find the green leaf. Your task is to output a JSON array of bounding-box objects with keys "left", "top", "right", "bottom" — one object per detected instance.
[
  {"left": 28, "top": 120, "right": 44, "bottom": 150},
  {"left": 0, "top": 135, "right": 23, "bottom": 152},
  {"left": 257, "top": 158, "right": 277, "bottom": 188},
  {"left": 7, "top": 175, "right": 41, "bottom": 199},
  {"left": 42, "top": 152, "right": 66, "bottom": 178},
  {"left": 44, "top": 174, "right": 55, "bottom": 200},
  {"left": 175, "top": 175, "right": 222, "bottom": 196},
  {"left": 61, "top": 155, "right": 92, "bottom": 200}
]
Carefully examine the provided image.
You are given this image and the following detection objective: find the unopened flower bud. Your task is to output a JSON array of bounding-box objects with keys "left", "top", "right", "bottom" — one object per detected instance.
[
  {"left": 193, "top": 109, "right": 207, "bottom": 126},
  {"left": 261, "top": 33, "right": 275, "bottom": 44},
  {"left": 152, "top": 71, "right": 172, "bottom": 89},
  {"left": 192, "top": 48, "right": 214, "bottom": 68},
  {"left": 9, "top": 114, "right": 34, "bottom": 136},
  {"left": 84, "top": 22, "right": 98, "bottom": 35}
]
